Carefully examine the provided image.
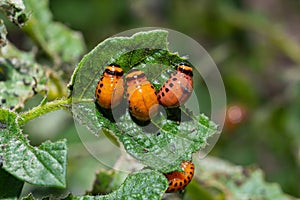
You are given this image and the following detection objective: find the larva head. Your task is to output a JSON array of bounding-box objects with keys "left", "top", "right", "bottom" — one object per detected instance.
[
  {"left": 176, "top": 63, "right": 193, "bottom": 77},
  {"left": 125, "top": 69, "right": 148, "bottom": 86},
  {"left": 103, "top": 64, "right": 124, "bottom": 77},
  {"left": 157, "top": 62, "right": 193, "bottom": 108}
]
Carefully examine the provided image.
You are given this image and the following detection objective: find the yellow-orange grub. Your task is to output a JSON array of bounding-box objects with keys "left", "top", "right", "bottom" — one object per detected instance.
[
  {"left": 164, "top": 161, "right": 195, "bottom": 193},
  {"left": 95, "top": 64, "right": 124, "bottom": 109},
  {"left": 126, "top": 69, "right": 159, "bottom": 121},
  {"left": 158, "top": 63, "right": 193, "bottom": 108}
]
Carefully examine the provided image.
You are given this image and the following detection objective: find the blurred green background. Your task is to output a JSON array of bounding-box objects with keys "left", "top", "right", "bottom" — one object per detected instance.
[{"left": 5, "top": 0, "right": 299, "bottom": 198}]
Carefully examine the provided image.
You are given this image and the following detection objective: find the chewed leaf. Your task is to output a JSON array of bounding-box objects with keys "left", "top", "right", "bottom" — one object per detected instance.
[
  {"left": 70, "top": 30, "right": 169, "bottom": 99},
  {"left": 71, "top": 30, "right": 171, "bottom": 135},
  {"left": 0, "top": 43, "right": 47, "bottom": 110},
  {"left": 116, "top": 112, "right": 217, "bottom": 173},
  {"left": 0, "top": 109, "right": 67, "bottom": 187},
  {"left": 71, "top": 29, "right": 218, "bottom": 173},
  {"left": 0, "top": 0, "right": 27, "bottom": 27}
]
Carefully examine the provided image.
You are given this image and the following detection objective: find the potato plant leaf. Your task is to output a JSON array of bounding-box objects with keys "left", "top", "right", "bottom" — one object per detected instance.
[
  {"left": 0, "top": 42, "right": 47, "bottom": 110},
  {"left": 0, "top": 0, "right": 27, "bottom": 27},
  {"left": 115, "top": 112, "right": 217, "bottom": 173},
  {"left": 0, "top": 108, "right": 67, "bottom": 187},
  {"left": 64, "top": 169, "right": 168, "bottom": 200},
  {"left": 71, "top": 30, "right": 218, "bottom": 173}
]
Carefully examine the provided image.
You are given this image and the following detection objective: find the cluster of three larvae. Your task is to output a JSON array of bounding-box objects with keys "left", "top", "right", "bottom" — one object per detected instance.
[{"left": 95, "top": 63, "right": 193, "bottom": 121}]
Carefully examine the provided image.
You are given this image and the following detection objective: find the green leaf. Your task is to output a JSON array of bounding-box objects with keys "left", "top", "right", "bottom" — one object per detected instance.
[
  {"left": 0, "top": 167, "right": 24, "bottom": 199},
  {"left": 0, "top": 0, "right": 27, "bottom": 27},
  {"left": 71, "top": 30, "right": 218, "bottom": 173},
  {"left": 0, "top": 42, "right": 47, "bottom": 110},
  {"left": 65, "top": 169, "right": 168, "bottom": 200},
  {"left": 0, "top": 108, "right": 67, "bottom": 187},
  {"left": 192, "top": 157, "right": 293, "bottom": 200},
  {"left": 22, "top": 0, "right": 86, "bottom": 64},
  {"left": 116, "top": 112, "right": 217, "bottom": 172}
]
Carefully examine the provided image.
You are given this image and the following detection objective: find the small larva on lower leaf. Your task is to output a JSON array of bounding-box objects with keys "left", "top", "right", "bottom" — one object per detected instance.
[{"left": 164, "top": 160, "right": 195, "bottom": 193}]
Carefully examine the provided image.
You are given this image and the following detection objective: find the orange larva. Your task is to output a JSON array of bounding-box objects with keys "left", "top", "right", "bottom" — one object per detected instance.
[
  {"left": 95, "top": 64, "right": 124, "bottom": 109},
  {"left": 158, "top": 63, "right": 193, "bottom": 108},
  {"left": 164, "top": 161, "right": 195, "bottom": 193},
  {"left": 125, "top": 69, "right": 159, "bottom": 121}
]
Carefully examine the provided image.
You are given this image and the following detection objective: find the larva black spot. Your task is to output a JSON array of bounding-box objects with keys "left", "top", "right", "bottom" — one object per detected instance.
[
  {"left": 169, "top": 83, "right": 174, "bottom": 88},
  {"left": 169, "top": 181, "right": 173, "bottom": 186},
  {"left": 96, "top": 94, "right": 100, "bottom": 99},
  {"left": 179, "top": 181, "right": 183, "bottom": 186},
  {"left": 100, "top": 77, "right": 104, "bottom": 81},
  {"left": 184, "top": 179, "right": 187, "bottom": 184},
  {"left": 162, "top": 92, "right": 165, "bottom": 97},
  {"left": 165, "top": 88, "right": 169, "bottom": 93},
  {"left": 174, "top": 182, "right": 178, "bottom": 187},
  {"left": 100, "top": 83, "right": 104, "bottom": 88},
  {"left": 172, "top": 77, "right": 177, "bottom": 81},
  {"left": 97, "top": 89, "right": 101, "bottom": 94}
]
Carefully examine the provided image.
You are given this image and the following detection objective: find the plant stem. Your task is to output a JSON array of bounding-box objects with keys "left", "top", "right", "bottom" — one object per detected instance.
[{"left": 18, "top": 98, "right": 72, "bottom": 126}]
